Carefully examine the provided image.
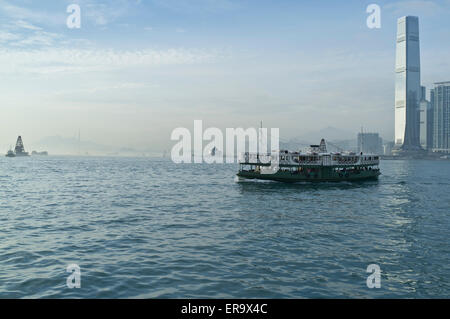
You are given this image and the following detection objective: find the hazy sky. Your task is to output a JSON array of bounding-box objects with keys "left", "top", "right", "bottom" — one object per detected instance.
[{"left": 1, "top": 0, "right": 450, "bottom": 153}]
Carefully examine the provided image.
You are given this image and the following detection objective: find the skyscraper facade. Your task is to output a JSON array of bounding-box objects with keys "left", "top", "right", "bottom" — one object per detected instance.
[
  {"left": 431, "top": 82, "right": 450, "bottom": 153},
  {"left": 419, "top": 86, "right": 433, "bottom": 150},
  {"left": 394, "top": 16, "right": 422, "bottom": 151}
]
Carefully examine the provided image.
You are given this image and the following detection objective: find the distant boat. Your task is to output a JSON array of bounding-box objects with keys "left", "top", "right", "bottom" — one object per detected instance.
[
  {"left": 209, "top": 147, "right": 222, "bottom": 157},
  {"left": 5, "top": 150, "right": 15, "bottom": 157},
  {"left": 32, "top": 151, "right": 48, "bottom": 156}
]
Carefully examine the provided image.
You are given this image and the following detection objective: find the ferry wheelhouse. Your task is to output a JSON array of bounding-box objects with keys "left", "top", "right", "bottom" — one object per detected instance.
[{"left": 237, "top": 139, "right": 380, "bottom": 182}]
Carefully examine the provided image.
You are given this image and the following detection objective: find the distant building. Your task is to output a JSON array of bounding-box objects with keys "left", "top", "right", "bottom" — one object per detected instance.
[
  {"left": 394, "top": 16, "right": 422, "bottom": 151},
  {"left": 431, "top": 81, "right": 450, "bottom": 153},
  {"left": 357, "top": 132, "right": 383, "bottom": 154},
  {"left": 419, "top": 86, "right": 433, "bottom": 150},
  {"left": 383, "top": 141, "right": 395, "bottom": 156}
]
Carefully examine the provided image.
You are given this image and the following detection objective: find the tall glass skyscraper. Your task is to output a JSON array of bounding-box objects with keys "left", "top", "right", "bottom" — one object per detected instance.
[
  {"left": 394, "top": 16, "right": 422, "bottom": 150},
  {"left": 431, "top": 82, "right": 450, "bottom": 153}
]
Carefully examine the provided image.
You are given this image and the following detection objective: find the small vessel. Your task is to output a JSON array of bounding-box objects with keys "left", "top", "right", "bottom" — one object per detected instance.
[
  {"left": 237, "top": 139, "right": 381, "bottom": 183},
  {"left": 210, "top": 147, "right": 222, "bottom": 157},
  {"left": 5, "top": 150, "right": 15, "bottom": 157},
  {"left": 31, "top": 151, "right": 48, "bottom": 156}
]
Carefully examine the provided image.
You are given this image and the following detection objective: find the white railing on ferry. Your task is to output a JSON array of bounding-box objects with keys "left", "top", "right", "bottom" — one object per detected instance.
[{"left": 241, "top": 152, "right": 273, "bottom": 164}]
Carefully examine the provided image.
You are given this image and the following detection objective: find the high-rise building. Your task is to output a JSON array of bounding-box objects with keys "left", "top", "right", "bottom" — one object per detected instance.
[
  {"left": 394, "top": 16, "right": 422, "bottom": 151},
  {"left": 383, "top": 141, "right": 395, "bottom": 156},
  {"left": 419, "top": 86, "right": 433, "bottom": 150},
  {"left": 431, "top": 81, "right": 450, "bottom": 153},
  {"left": 357, "top": 132, "right": 383, "bottom": 154}
]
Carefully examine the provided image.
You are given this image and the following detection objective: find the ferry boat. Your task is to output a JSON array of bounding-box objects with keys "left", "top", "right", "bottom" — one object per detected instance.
[{"left": 237, "top": 139, "right": 380, "bottom": 183}]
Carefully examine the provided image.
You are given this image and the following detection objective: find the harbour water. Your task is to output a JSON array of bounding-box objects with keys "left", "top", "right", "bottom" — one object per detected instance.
[{"left": 0, "top": 157, "right": 449, "bottom": 298}]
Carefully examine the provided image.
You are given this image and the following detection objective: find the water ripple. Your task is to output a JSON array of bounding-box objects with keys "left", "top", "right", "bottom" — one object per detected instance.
[{"left": 0, "top": 157, "right": 449, "bottom": 298}]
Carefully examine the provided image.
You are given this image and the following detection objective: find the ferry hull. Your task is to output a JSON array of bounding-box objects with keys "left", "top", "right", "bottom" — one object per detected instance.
[{"left": 237, "top": 169, "right": 380, "bottom": 183}]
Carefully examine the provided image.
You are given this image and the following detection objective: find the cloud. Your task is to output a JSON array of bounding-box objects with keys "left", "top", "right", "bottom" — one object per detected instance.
[
  {"left": 0, "top": 47, "right": 223, "bottom": 75},
  {"left": 384, "top": 0, "right": 444, "bottom": 16},
  {"left": 0, "top": 0, "right": 141, "bottom": 29},
  {"left": 0, "top": 1, "right": 66, "bottom": 48},
  {"left": 0, "top": 19, "right": 62, "bottom": 47},
  {"left": 10, "top": 31, "right": 61, "bottom": 47},
  {"left": 77, "top": 0, "right": 142, "bottom": 26},
  {"left": 151, "top": 0, "right": 239, "bottom": 13},
  {"left": 52, "top": 82, "right": 160, "bottom": 96},
  {"left": 0, "top": 31, "right": 20, "bottom": 43},
  {"left": 0, "top": 1, "right": 65, "bottom": 26},
  {"left": 14, "top": 20, "right": 43, "bottom": 31}
]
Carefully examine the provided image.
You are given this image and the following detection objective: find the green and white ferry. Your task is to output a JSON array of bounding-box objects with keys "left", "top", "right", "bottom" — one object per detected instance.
[{"left": 237, "top": 139, "right": 380, "bottom": 183}]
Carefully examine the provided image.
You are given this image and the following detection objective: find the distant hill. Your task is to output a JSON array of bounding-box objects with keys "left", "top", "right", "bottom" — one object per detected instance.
[
  {"left": 281, "top": 127, "right": 358, "bottom": 152},
  {"left": 31, "top": 136, "right": 141, "bottom": 156},
  {"left": 297, "top": 126, "right": 356, "bottom": 142}
]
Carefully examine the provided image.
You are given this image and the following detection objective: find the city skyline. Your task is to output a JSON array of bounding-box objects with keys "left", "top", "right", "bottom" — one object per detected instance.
[{"left": 1, "top": 0, "right": 450, "bottom": 153}]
